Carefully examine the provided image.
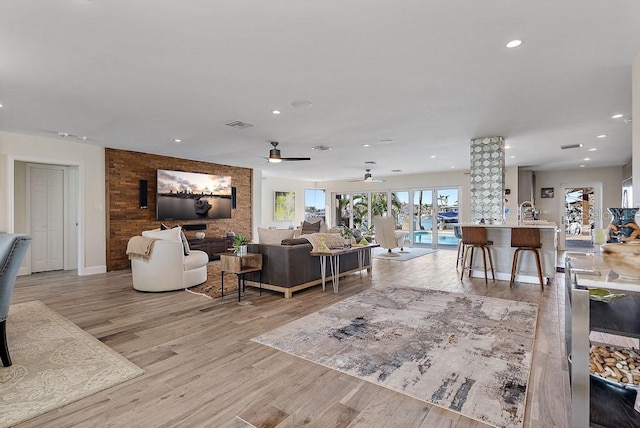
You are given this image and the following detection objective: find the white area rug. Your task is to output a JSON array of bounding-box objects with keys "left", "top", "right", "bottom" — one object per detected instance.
[
  {"left": 253, "top": 287, "right": 538, "bottom": 428},
  {"left": 373, "top": 246, "right": 437, "bottom": 261},
  {"left": 0, "top": 301, "right": 144, "bottom": 427}
]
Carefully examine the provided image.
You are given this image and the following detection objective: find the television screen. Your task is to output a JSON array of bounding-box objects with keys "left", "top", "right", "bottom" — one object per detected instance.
[{"left": 156, "top": 169, "right": 232, "bottom": 220}]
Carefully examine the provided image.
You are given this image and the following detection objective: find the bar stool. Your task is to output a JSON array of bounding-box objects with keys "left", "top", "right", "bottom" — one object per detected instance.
[
  {"left": 460, "top": 226, "right": 495, "bottom": 285},
  {"left": 510, "top": 227, "right": 543, "bottom": 290},
  {"left": 454, "top": 225, "right": 466, "bottom": 270}
]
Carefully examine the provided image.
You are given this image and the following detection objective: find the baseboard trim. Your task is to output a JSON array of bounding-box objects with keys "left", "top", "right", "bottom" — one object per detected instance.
[{"left": 79, "top": 265, "right": 107, "bottom": 276}]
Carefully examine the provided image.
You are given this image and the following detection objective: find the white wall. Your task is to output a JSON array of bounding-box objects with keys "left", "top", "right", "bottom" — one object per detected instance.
[
  {"left": 534, "top": 166, "right": 623, "bottom": 229},
  {"left": 633, "top": 51, "right": 640, "bottom": 207},
  {"left": 257, "top": 175, "right": 316, "bottom": 230},
  {"left": 0, "top": 131, "right": 106, "bottom": 275}
]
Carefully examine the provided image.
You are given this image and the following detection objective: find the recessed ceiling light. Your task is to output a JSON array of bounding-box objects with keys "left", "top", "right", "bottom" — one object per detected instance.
[
  {"left": 272, "top": 110, "right": 281, "bottom": 115},
  {"left": 597, "top": 134, "right": 607, "bottom": 138},
  {"left": 584, "top": 157, "right": 590, "bottom": 161},
  {"left": 291, "top": 100, "right": 313, "bottom": 109},
  {"left": 510, "top": 155, "right": 516, "bottom": 159},
  {"left": 450, "top": 166, "right": 455, "bottom": 169},
  {"left": 362, "top": 144, "right": 371, "bottom": 147},
  {"left": 589, "top": 148, "right": 597, "bottom": 152},
  {"left": 173, "top": 139, "right": 182, "bottom": 143},
  {"left": 506, "top": 40, "right": 522, "bottom": 48},
  {"left": 430, "top": 155, "right": 436, "bottom": 158},
  {"left": 611, "top": 114, "right": 623, "bottom": 119},
  {"left": 504, "top": 145, "right": 511, "bottom": 149},
  {"left": 0, "top": 103, "right": 3, "bottom": 108},
  {"left": 580, "top": 164, "right": 586, "bottom": 168}
]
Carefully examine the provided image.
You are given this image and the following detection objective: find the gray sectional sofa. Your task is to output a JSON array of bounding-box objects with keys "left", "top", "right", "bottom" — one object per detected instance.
[{"left": 245, "top": 239, "right": 370, "bottom": 298}]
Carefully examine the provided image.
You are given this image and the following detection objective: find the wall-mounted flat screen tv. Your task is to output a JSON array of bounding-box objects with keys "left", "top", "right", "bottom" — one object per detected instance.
[{"left": 156, "top": 169, "right": 232, "bottom": 220}]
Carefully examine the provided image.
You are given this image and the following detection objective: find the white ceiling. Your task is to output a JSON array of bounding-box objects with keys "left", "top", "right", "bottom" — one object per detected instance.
[{"left": 1, "top": 1, "right": 639, "bottom": 182}]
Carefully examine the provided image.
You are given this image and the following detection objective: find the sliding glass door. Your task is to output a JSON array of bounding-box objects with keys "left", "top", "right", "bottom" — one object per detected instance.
[
  {"left": 332, "top": 187, "right": 459, "bottom": 248},
  {"left": 412, "top": 189, "right": 434, "bottom": 245}
]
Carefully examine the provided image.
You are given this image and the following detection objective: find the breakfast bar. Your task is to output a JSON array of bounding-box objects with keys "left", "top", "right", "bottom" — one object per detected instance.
[{"left": 461, "top": 223, "right": 558, "bottom": 284}]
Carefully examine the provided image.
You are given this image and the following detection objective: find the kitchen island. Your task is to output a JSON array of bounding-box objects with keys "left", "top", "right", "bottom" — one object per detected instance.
[{"left": 460, "top": 222, "right": 558, "bottom": 284}]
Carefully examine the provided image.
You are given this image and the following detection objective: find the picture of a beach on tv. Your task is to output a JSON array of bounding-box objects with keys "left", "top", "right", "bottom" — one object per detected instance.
[{"left": 156, "top": 169, "right": 232, "bottom": 220}]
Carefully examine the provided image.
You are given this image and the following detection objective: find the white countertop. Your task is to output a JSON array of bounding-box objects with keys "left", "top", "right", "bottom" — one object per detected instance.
[{"left": 459, "top": 222, "right": 558, "bottom": 229}]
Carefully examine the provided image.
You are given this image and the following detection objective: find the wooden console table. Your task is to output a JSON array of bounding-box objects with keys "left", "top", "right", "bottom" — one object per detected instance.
[
  {"left": 310, "top": 243, "right": 379, "bottom": 293},
  {"left": 220, "top": 253, "right": 262, "bottom": 302},
  {"left": 188, "top": 236, "right": 233, "bottom": 261}
]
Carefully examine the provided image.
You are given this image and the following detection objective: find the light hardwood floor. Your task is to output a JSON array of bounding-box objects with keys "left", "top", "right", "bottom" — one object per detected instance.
[{"left": 10, "top": 249, "right": 570, "bottom": 428}]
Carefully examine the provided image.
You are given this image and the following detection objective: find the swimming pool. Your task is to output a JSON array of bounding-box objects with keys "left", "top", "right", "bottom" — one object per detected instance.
[{"left": 410, "top": 231, "right": 459, "bottom": 246}]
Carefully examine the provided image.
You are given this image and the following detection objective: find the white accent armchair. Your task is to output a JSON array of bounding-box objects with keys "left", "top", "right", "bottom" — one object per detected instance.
[
  {"left": 372, "top": 216, "right": 405, "bottom": 253},
  {"left": 129, "top": 229, "right": 208, "bottom": 292}
]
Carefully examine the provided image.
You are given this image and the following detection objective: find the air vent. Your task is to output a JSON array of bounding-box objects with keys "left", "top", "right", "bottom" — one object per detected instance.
[
  {"left": 391, "top": 169, "right": 402, "bottom": 173},
  {"left": 312, "top": 145, "right": 332, "bottom": 151},
  {"left": 560, "top": 143, "right": 583, "bottom": 150},
  {"left": 225, "top": 120, "right": 254, "bottom": 129},
  {"left": 364, "top": 161, "right": 377, "bottom": 165}
]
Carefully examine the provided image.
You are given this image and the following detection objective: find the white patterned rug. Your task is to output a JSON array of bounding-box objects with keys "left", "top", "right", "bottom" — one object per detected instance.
[
  {"left": 252, "top": 287, "right": 538, "bottom": 428},
  {"left": 372, "top": 247, "right": 437, "bottom": 261},
  {"left": 0, "top": 301, "right": 144, "bottom": 427}
]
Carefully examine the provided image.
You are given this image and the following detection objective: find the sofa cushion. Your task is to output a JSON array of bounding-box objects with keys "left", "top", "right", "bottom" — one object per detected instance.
[
  {"left": 300, "top": 221, "right": 321, "bottom": 235},
  {"left": 183, "top": 250, "right": 208, "bottom": 271},
  {"left": 142, "top": 227, "right": 182, "bottom": 242},
  {"left": 258, "top": 227, "right": 295, "bottom": 245},
  {"left": 281, "top": 238, "right": 310, "bottom": 246}
]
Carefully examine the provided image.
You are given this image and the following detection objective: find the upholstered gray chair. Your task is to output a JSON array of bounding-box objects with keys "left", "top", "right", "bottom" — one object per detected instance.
[{"left": 0, "top": 233, "right": 32, "bottom": 367}]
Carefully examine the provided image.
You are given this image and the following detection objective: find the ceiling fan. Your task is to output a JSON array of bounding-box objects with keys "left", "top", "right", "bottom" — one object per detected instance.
[
  {"left": 267, "top": 141, "right": 311, "bottom": 163},
  {"left": 349, "top": 169, "right": 385, "bottom": 183}
]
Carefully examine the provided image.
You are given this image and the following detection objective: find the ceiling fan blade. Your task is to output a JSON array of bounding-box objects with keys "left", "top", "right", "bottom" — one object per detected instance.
[
  {"left": 281, "top": 157, "right": 311, "bottom": 161},
  {"left": 371, "top": 179, "right": 385, "bottom": 183}
]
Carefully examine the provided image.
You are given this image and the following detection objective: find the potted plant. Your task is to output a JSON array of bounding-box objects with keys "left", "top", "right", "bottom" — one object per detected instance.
[
  {"left": 340, "top": 227, "right": 354, "bottom": 248},
  {"left": 233, "top": 233, "right": 249, "bottom": 256}
]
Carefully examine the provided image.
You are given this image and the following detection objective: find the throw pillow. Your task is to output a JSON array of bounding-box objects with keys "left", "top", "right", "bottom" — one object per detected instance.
[
  {"left": 257, "top": 227, "right": 295, "bottom": 245},
  {"left": 300, "top": 220, "right": 321, "bottom": 235},
  {"left": 157, "top": 224, "right": 190, "bottom": 256},
  {"left": 142, "top": 227, "right": 182, "bottom": 242}
]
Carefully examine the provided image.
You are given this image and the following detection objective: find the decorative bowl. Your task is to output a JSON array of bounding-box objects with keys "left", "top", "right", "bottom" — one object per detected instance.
[
  {"left": 602, "top": 242, "right": 640, "bottom": 279},
  {"left": 195, "top": 232, "right": 206, "bottom": 240}
]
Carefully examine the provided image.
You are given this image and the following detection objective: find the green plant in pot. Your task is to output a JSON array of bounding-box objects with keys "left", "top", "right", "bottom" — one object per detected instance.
[
  {"left": 340, "top": 228, "right": 354, "bottom": 248},
  {"left": 233, "top": 233, "right": 249, "bottom": 256}
]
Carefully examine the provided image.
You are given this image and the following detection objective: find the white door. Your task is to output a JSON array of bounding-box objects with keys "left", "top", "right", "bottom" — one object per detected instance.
[{"left": 30, "top": 165, "right": 65, "bottom": 272}]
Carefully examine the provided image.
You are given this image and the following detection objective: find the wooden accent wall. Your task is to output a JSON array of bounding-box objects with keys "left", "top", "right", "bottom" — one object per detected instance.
[{"left": 106, "top": 148, "right": 252, "bottom": 271}]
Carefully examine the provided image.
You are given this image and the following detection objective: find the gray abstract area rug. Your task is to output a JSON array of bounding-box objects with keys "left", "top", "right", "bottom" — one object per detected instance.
[
  {"left": 372, "top": 247, "right": 437, "bottom": 261},
  {"left": 0, "top": 301, "right": 144, "bottom": 427},
  {"left": 252, "top": 287, "right": 538, "bottom": 428}
]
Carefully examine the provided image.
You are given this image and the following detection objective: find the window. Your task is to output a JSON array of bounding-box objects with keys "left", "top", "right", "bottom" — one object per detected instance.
[{"left": 304, "top": 189, "right": 326, "bottom": 222}]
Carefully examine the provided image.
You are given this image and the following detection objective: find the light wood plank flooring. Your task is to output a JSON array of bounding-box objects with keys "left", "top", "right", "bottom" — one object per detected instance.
[{"left": 9, "top": 249, "right": 570, "bottom": 428}]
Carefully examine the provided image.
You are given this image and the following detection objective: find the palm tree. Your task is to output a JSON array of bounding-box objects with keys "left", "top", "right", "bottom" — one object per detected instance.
[
  {"left": 352, "top": 194, "right": 369, "bottom": 227},
  {"left": 335, "top": 195, "right": 351, "bottom": 227}
]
